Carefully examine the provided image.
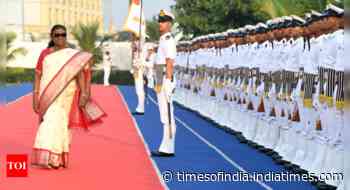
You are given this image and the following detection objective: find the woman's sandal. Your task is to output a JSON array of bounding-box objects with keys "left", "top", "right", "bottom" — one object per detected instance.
[{"left": 48, "top": 163, "right": 60, "bottom": 170}]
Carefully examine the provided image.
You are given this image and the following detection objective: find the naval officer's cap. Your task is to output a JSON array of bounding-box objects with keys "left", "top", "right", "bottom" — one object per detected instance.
[
  {"left": 227, "top": 29, "right": 239, "bottom": 37},
  {"left": 266, "top": 18, "right": 280, "bottom": 30},
  {"left": 220, "top": 32, "right": 229, "bottom": 40},
  {"left": 215, "top": 33, "right": 226, "bottom": 40},
  {"left": 158, "top": 9, "right": 175, "bottom": 23},
  {"left": 208, "top": 34, "right": 215, "bottom": 41},
  {"left": 201, "top": 36, "right": 208, "bottom": 43},
  {"left": 237, "top": 28, "right": 246, "bottom": 37},
  {"left": 226, "top": 29, "right": 234, "bottom": 37},
  {"left": 291, "top": 15, "right": 306, "bottom": 27},
  {"left": 279, "top": 16, "right": 293, "bottom": 29},
  {"left": 255, "top": 23, "right": 268, "bottom": 33},
  {"left": 245, "top": 25, "right": 256, "bottom": 35},
  {"left": 272, "top": 17, "right": 284, "bottom": 29},
  {"left": 321, "top": 4, "right": 344, "bottom": 18},
  {"left": 305, "top": 10, "right": 322, "bottom": 24}
]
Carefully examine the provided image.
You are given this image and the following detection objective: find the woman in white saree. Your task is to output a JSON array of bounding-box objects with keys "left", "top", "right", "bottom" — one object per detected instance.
[{"left": 32, "top": 25, "right": 106, "bottom": 169}]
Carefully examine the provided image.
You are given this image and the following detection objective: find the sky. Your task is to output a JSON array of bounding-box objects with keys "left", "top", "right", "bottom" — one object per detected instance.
[{"left": 103, "top": 0, "right": 175, "bottom": 31}]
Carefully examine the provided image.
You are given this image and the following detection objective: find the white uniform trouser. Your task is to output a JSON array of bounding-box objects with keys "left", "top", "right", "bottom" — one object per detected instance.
[
  {"left": 104, "top": 66, "right": 111, "bottom": 86},
  {"left": 134, "top": 69, "right": 145, "bottom": 113},
  {"left": 336, "top": 109, "right": 349, "bottom": 190},
  {"left": 342, "top": 151, "right": 350, "bottom": 190},
  {"left": 147, "top": 71, "right": 154, "bottom": 89},
  {"left": 157, "top": 84, "right": 176, "bottom": 154},
  {"left": 342, "top": 110, "right": 350, "bottom": 190}
]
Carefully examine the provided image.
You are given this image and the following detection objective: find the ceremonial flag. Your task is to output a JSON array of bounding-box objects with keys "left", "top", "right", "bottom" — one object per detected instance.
[{"left": 123, "top": 0, "right": 146, "bottom": 38}]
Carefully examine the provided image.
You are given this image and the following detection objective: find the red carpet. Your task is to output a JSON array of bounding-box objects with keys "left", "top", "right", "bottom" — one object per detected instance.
[{"left": 0, "top": 85, "right": 164, "bottom": 190}]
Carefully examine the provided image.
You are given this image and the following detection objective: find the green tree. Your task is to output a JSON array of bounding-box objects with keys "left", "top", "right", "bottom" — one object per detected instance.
[
  {"left": 345, "top": 0, "right": 350, "bottom": 6},
  {"left": 261, "top": 0, "right": 344, "bottom": 18},
  {"left": 0, "top": 31, "right": 6, "bottom": 70},
  {"left": 71, "top": 22, "right": 114, "bottom": 65},
  {"left": 146, "top": 17, "right": 160, "bottom": 42},
  {"left": 173, "top": 0, "right": 270, "bottom": 36},
  {"left": 173, "top": 0, "right": 344, "bottom": 36},
  {"left": 5, "top": 32, "right": 27, "bottom": 62}
]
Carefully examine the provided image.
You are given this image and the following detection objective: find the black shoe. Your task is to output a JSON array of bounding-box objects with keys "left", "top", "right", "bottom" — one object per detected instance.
[
  {"left": 151, "top": 151, "right": 175, "bottom": 157},
  {"left": 280, "top": 160, "right": 291, "bottom": 166},
  {"left": 311, "top": 177, "right": 319, "bottom": 185},
  {"left": 132, "top": 112, "right": 144, "bottom": 115},
  {"left": 237, "top": 136, "right": 248, "bottom": 143},
  {"left": 275, "top": 158, "right": 289, "bottom": 165},
  {"left": 233, "top": 131, "right": 242, "bottom": 135},
  {"left": 250, "top": 143, "right": 260, "bottom": 149},
  {"left": 275, "top": 159, "right": 284, "bottom": 165},
  {"left": 284, "top": 163, "right": 299, "bottom": 171},
  {"left": 235, "top": 134, "right": 245, "bottom": 139},
  {"left": 257, "top": 146, "right": 268, "bottom": 152},
  {"left": 293, "top": 167, "right": 308, "bottom": 175},
  {"left": 266, "top": 150, "right": 276, "bottom": 156},
  {"left": 271, "top": 154, "right": 282, "bottom": 160}
]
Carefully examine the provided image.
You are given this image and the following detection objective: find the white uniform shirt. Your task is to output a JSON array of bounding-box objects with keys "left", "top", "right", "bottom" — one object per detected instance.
[
  {"left": 322, "top": 34, "right": 337, "bottom": 70},
  {"left": 103, "top": 53, "right": 112, "bottom": 68},
  {"left": 258, "top": 41, "right": 271, "bottom": 73},
  {"left": 156, "top": 32, "right": 177, "bottom": 65},
  {"left": 334, "top": 29, "right": 344, "bottom": 71},
  {"left": 145, "top": 52, "right": 156, "bottom": 68},
  {"left": 286, "top": 38, "right": 303, "bottom": 72}
]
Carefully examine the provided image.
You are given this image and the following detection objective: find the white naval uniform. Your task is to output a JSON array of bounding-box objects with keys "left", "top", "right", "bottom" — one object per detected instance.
[
  {"left": 155, "top": 32, "right": 177, "bottom": 154},
  {"left": 103, "top": 53, "right": 112, "bottom": 86},
  {"left": 134, "top": 46, "right": 147, "bottom": 113},
  {"left": 340, "top": 30, "right": 348, "bottom": 190},
  {"left": 145, "top": 52, "right": 156, "bottom": 89}
]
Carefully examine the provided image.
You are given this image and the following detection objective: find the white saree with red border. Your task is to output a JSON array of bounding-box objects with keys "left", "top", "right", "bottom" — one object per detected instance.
[{"left": 32, "top": 48, "right": 106, "bottom": 168}]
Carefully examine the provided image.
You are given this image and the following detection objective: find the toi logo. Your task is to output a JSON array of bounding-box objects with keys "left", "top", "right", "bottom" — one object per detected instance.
[{"left": 6, "top": 154, "right": 28, "bottom": 177}]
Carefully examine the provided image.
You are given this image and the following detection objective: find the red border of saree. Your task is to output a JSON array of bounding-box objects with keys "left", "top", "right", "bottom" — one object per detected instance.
[{"left": 38, "top": 52, "right": 92, "bottom": 117}]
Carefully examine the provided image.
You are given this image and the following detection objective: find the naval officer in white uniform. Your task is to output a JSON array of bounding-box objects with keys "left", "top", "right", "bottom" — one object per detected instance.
[{"left": 151, "top": 10, "right": 177, "bottom": 157}]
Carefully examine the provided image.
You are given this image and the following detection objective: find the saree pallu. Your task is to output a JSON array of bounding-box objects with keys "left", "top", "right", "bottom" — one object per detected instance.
[{"left": 32, "top": 48, "right": 106, "bottom": 168}]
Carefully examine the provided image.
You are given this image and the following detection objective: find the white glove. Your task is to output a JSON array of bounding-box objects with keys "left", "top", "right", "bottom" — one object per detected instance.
[
  {"left": 133, "top": 58, "right": 143, "bottom": 68},
  {"left": 164, "top": 78, "right": 176, "bottom": 101},
  {"left": 256, "top": 84, "right": 262, "bottom": 95},
  {"left": 145, "top": 61, "right": 153, "bottom": 69},
  {"left": 312, "top": 97, "right": 320, "bottom": 110}
]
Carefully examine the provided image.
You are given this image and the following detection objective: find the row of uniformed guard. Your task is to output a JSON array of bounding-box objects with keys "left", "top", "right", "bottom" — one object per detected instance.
[{"left": 174, "top": 4, "right": 347, "bottom": 190}]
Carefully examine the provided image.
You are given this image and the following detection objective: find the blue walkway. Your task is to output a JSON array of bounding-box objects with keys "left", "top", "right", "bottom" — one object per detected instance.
[
  {"left": 1, "top": 84, "right": 317, "bottom": 190},
  {"left": 118, "top": 85, "right": 316, "bottom": 190},
  {"left": 0, "top": 83, "right": 33, "bottom": 104}
]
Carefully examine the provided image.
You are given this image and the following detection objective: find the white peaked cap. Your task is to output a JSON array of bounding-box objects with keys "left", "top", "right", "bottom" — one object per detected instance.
[{"left": 326, "top": 4, "right": 344, "bottom": 14}]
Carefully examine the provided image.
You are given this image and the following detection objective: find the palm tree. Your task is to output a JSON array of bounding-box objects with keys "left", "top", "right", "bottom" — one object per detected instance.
[
  {"left": 5, "top": 32, "right": 27, "bottom": 63},
  {"left": 0, "top": 32, "right": 27, "bottom": 85},
  {"left": 0, "top": 31, "right": 6, "bottom": 70},
  {"left": 71, "top": 22, "right": 116, "bottom": 65}
]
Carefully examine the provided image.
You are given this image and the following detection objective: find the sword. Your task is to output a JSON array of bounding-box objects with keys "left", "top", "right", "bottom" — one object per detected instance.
[
  {"left": 167, "top": 99, "right": 173, "bottom": 139},
  {"left": 143, "top": 74, "right": 148, "bottom": 104},
  {"left": 167, "top": 83, "right": 175, "bottom": 139}
]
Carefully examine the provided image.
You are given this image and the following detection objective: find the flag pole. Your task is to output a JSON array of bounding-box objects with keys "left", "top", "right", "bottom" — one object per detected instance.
[{"left": 138, "top": 0, "right": 143, "bottom": 58}]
